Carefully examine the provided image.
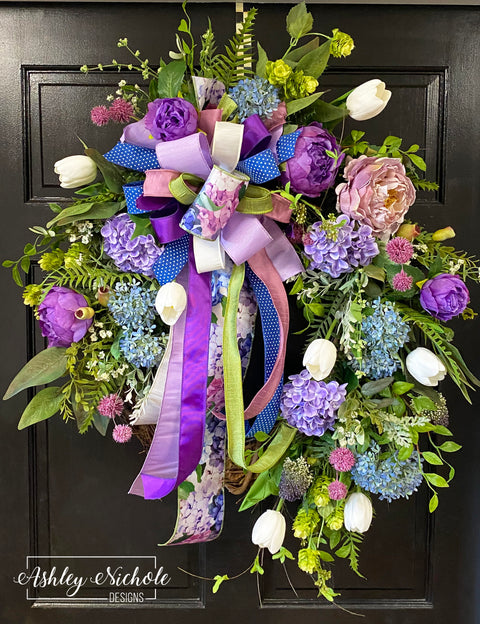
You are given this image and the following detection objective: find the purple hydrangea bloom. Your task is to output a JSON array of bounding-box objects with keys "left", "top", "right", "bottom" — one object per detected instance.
[
  {"left": 38, "top": 286, "right": 93, "bottom": 347},
  {"left": 281, "top": 123, "right": 344, "bottom": 197},
  {"left": 280, "top": 369, "right": 347, "bottom": 437},
  {"left": 304, "top": 215, "right": 378, "bottom": 278},
  {"left": 101, "top": 213, "right": 163, "bottom": 277},
  {"left": 420, "top": 273, "right": 470, "bottom": 321},
  {"left": 144, "top": 97, "right": 198, "bottom": 142}
]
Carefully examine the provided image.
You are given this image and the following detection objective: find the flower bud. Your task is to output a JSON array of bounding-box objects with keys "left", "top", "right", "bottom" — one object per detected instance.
[
  {"left": 251, "top": 510, "right": 286, "bottom": 555},
  {"left": 74, "top": 307, "right": 94, "bottom": 320},
  {"left": 96, "top": 286, "right": 111, "bottom": 306},
  {"left": 344, "top": 492, "right": 373, "bottom": 533},
  {"left": 397, "top": 223, "right": 421, "bottom": 241},
  {"left": 406, "top": 347, "right": 446, "bottom": 387},
  {"left": 432, "top": 226, "right": 455, "bottom": 242},
  {"left": 155, "top": 282, "right": 187, "bottom": 326},
  {"left": 346, "top": 79, "right": 391, "bottom": 121},
  {"left": 302, "top": 339, "right": 337, "bottom": 381},
  {"left": 54, "top": 155, "right": 97, "bottom": 189}
]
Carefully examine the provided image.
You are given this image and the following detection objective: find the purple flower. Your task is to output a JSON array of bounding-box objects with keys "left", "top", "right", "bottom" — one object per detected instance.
[
  {"left": 304, "top": 215, "right": 378, "bottom": 278},
  {"left": 281, "top": 123, "right": 344, "bottom": 197},
  {"left": 101, "top": 213, "right": 163, "bottom": 277},
  {"left": 38, "top": 286, "right": 93, "bottom": 347},
  {"left": 144, "top": 97, "right": 198, "bottom": 142},
  {"left": 280, "top": 369, "right": 347, "bottom": 437},
  {"left": 420, "top": 273, "right": 470, "bottom": 321}
]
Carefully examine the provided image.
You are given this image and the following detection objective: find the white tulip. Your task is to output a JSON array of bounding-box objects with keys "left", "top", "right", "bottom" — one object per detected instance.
[
  {"left": 155, "top": 282, "right": 187, "bottom": 325},
  {"left": 406, "top": 347, "right": 446, "bottom": 387},
  {"left": 54, "top": 155, "right": 97, "bottom": 189},
  {"left": 346, "top": 79, "right": 392, "bottom": 121},
  {"left": 251, "top": 510, "right": 286, "bottom": 554},
  {"left": 344, "top": 493, "right": 373, "bottom": 533},
  {"left": 303, "top": 338, "right": 337, "bottom": 381}
]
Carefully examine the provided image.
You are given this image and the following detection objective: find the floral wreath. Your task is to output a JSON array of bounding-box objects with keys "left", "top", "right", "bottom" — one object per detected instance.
[{"left": 4, "top": 2, "right": 479, "bottom": 601}]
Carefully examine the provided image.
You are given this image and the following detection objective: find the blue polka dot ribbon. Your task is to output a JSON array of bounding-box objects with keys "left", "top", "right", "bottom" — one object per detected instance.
[
  {"left": 104, "top": 141, "right": 160, "bottom": 172},
  {"left": 276, "top": 130, "right": 301, "bottom": 163},
  {"left": 152, "top": 234, "right": 190, "bottom": 285},
  {"left": 245, "top": 264, "right": 283, "bottom": 436},
  {"left": 123, "top": 181, "right": 144, "bottom": 215},
  {"left": 236, "top": 149, "right": 280, "bottom": 184}
]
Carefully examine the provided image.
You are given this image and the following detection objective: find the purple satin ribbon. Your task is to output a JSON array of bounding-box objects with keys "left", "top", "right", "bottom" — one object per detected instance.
[
  {"left": 148, "top": 199, "right": 185, "bottom": 244},
  {"left": 156, "top": 133, "right": 213, "bottom": 179},
  {"left": 129, "top": 242, "right": 212, "bottom": 500},
  {"left": 240, "top": 114, "right": 272, "bottom": 160}
]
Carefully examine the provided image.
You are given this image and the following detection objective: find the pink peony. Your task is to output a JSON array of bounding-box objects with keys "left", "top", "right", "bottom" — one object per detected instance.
[{"left": 336, "top": 156, "right": 416, "bottom": 241}]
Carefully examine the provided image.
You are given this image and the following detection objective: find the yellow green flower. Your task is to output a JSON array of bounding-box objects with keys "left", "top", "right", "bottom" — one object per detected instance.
[
  {"left": 298, "top": 548, "right": 320, "bottom": 574},
  {"left": 311, "top": 476, "right": 331, "bottom": 508},
  {"left": 326, "top": 504, "right": 344, "bottom": 531},
  {"left": 64, "top": 243, "right": 89, "bottom": 270},
  {"left": 266, "top": 59, "right": 293, "bottom": 86},
  {"left": 39, "top": 249, "right": 64, "bottom": 271},
  {"left": 293, "top": 507, "right": 319, "bottom": 540},
  {"left": 330, "top": 28, "right": 355, "bottom": 58},
  {"left": 23, "top": 284, "right": 43, "bottom": 307}
]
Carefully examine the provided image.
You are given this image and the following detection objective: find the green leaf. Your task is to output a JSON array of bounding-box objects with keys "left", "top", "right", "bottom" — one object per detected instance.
[
  {"left": 18, "top": 386, "right": 63, "bottom": 430},
  {"left": 424, "top": 472, "right": 449, "bottom": 488},
  {"left": 2, "top": 260, "right": 15, "bottom": 268},
  {"left": 361, "top": 377, "right": 394, "bottom": 398},
  {"left": 429, "top": 493, "right": 439, "bottom": 513},
  {"left": 392, "top": 381, "right": 415, "bottom": 396},
  {"left": 309, "top": 99, "right": 347, "bottom": 123},
  {"left": 49, "top": 202, "right": 63, "bottom": 214},
  {"left": 178, "top": 480, "right": 195, "bottom": 500},
  {"left": 296, "top": 41, "right": 330, "bottom": 79},
  {"left": 212, "top": 574, "right": 229, "bottom": 594},
  {"left": 254, "top": 431, "right": 269, "bottom": 442},
  {"left": 433, "top": 425, "right": 453, "bottom": 436},
  {"left": 4, "top": 347, "right": 68, "bottom": 400},
  {"left": 307, "top": 302, "right": 325, "bottom": 317},
  {"left": 363, "top": 264, "right": 385, "bottom": 282},
  {"left": 20, "top": 256, "right": 31, "bottom": 274},
  {"left": 256, "top": 42, "right": 268, "bottom": 78},
  {"left": 289, "top": 275, "right": 304, "bottom": 295},
  {"left": 329, "top": 530, "right": 341, "bottom": 550},
  {"left": 398, "top": 444, "right": 414, "bottom": 461},
  {"left": 422, "top": 451, "right": 443, "bottom": 466},
  {"left": 238, "top": 470, "right": 278, "bottom": 511},
  {"left": 335, "top": 544, "right": 350, "bottom": 558},
  {"left": 129, "top": 214, "right": 155, "bottom": 239},
  {"left": 411, "top": 395, "right": 437, "bottom": 413},
  {"left": 93, "top": 412, "right": 110, "bottom": 437},
  {"left": 286, "top": 2, "right": 313, "bottom": 39},
  {"left": 286, "top": 92, "right": 322, "bottom": 116},
  {"left": 84, "top": 148, "right": 124, "bottom": 194},
  {"left": 409, "top": 153, "right": 427, "bottom": 171},
  {"left": 75, "top": 182, "right": 104, "bottom": 196},
  {"left": 46, "top": 202, "right": 94, "bottom": 228},
  {"left": 285, "top": 37, "right": 319, "bottom": 63},
  {"left": 157, "top": 60, "right": 187, "bottom": 98},
  {"left": 52, "top": 202, "right": 122, "bottom": 228},
  {"left": 438, "top": 441, "right": 462, "bottom": 453},
  {"left": 178, "top": 18, "right": 189, "bottom": 33},
  {"left": 317, "top": 550, "right": 334, "bottom": 562},
  {"left": 250, "top": 553, "right": 265, "bottom": 573},
  {"left": 12, "top": 265, "right": 22, "bottom": 287}
]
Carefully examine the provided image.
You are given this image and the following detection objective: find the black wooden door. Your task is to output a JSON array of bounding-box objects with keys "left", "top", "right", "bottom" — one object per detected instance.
[{"left": 1, "top": 2, "right": 479, "bottom": 623}]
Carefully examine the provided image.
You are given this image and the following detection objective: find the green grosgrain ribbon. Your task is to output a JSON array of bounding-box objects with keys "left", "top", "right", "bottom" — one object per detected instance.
[
  {"left": 168, "top": 173, "right": 204, "bottom": 205},
  {"left": 223, "top": 262, "right": 296, "bottom": 472},
  {"left": 236, "top": 185, "right": 273, "bottom": 215}
]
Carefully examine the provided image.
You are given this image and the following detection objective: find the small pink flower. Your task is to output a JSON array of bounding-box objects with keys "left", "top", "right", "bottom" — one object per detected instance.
[
  {"left": 112, "top": 424, "right": 133, "bottom": 443},
  {"left": 328, "top": 480, "right": 348, "bottom": 501},
  {"left": 90, "top": 105, "right": 110, "bottom": 126},
  {"left": 386, "top": 237, "right": 414, "bottom": 264},
  {"left": 392, "top": 269, "right": 413, "bottom": 292},
  {"left": 97, "top": 394, "right": 124, "bottom": 418},
  {"left": 329, "top": 447, "right": 356, "bottom": 472},
  {"left": 109, "top": 98, "right": 134, "bottom": 123}
]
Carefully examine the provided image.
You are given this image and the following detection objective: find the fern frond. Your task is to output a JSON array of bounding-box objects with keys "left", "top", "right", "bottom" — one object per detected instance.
[
  {"left": 212, "top": 7, "right": 257, "bottom": 89},
  {"left": 308, "top": 289, "right": 345, "bottom": 343}
]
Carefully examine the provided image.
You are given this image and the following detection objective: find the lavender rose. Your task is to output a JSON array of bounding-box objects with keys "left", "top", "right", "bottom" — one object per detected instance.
[
  {"left": 144, "top": 97, "right": 198, "bottom": 142},
  {"left": 420, "top": 273, "right": 470, "bottom": 321},
  {"left": 281, "top": 123, "right": 344, "bottom": 197},
  {"left": 38, "top": 286, "right": 93, "bottom": 347},
  {"left": 336, "top": 155, "right": 416, "bottom": 240}
]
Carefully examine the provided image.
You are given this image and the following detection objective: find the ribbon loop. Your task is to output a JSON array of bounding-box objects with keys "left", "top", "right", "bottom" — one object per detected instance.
[{"left": 104, "top": 141, "right": 160, "bottom": 172}]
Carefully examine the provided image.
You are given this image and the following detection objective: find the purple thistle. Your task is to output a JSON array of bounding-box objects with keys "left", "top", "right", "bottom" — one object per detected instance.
[{"left": 280, "top": 369, "right": 347, "bottom": 437}]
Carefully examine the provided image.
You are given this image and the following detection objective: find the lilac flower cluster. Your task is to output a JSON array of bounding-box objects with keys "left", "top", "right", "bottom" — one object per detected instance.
[
  {"left": 229, "top": 77, "right": 280, "bottom": 122},
  {"left": 101, "top": 213, "right": 163, "bottom": 277},
  {"left": 280, "top": 369, "right": 347, "bottom": 437},
  {"left": 279, "top": 457, "right": 313, "bottom": 502},
  {"left": 351, "top": 442, "right": 423, "bottom": 502},
  {"left": 304, "top": 215, "right": 378, "bottom": 278}
]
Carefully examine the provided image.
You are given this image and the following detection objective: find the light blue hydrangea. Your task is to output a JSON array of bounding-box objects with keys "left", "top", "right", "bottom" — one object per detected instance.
[
  {"left": 119, "top": 327, "right": 165, "bottom": 368},
  {"left": 229, "top": 77, "right": 280, "bottom": 122},
  {"left": 356, "top": 298, "right": 410, "bottom": 379},
  {"left": 351, "top": 442, "right": 423, "bottom": 502}
]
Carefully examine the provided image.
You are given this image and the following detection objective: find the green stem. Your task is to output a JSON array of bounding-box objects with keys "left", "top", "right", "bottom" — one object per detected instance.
[
  {"left": 276, "top": 498, "right": 285, "bottom": 512},
  {"left": 324, "top": 318, "right": 339, "bottom": 341}
]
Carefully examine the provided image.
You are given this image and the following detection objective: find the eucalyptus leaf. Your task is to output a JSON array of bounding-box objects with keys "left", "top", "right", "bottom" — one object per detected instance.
[
  {"left": 4, "top": 347, "right": 68, "bottom": 400},
  {"left": 18, "top": 386, "right": 63, "bottom": 430}
]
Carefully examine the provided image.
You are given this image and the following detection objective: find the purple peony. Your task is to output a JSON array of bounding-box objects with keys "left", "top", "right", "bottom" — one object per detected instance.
[
  {"left": 281, "top": 122, "right": 344, "bottom": 197},
  {"left": 420, "top": 273, "right": 470, "bottom": 321},
  {"left": 280, "top": 369, "right": 347, "bottom": 437},
  {"left": 101, "top": 213, "right": 163, "bottom": 277},
  {"left": 38, "top": 286, "right": 93, "bottom": 347},
  {"left": 144, "top": 97, "right": 198, "bottom": 142}
]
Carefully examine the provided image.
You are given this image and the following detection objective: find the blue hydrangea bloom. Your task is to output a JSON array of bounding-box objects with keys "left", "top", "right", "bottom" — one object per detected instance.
[
  {"left": 351, "top": 442, "right": 423, "bottom": 502},
  {"left": 229, "top": 77, "right": 280, "bottom": 122},
  {"left": 119, "top": 327, "right": 164, "bottom": 368},
  {"left": 356, "top": 298, "right": 410, "bottom": 379}
]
